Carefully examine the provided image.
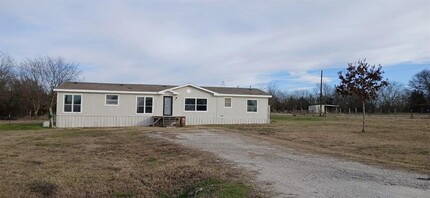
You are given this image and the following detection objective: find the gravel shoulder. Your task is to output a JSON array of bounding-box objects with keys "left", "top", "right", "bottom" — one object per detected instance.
[{"left": 150, "top": 129, "right": 429, "bottom": 198}]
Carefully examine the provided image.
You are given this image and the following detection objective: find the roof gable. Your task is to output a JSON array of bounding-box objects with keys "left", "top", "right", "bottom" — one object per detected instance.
[{"left": 158, "top": 84, "right": 217, "bottom": 95}]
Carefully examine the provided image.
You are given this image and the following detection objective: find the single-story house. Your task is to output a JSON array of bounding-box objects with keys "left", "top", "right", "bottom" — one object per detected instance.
[{"left": 53, "top": 82, "right": 272, "bottom": 128}]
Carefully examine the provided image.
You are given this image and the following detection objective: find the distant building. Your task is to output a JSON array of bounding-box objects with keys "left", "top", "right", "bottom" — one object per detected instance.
[{"left": 308, "top": 104, "right": 340, "bottom": 114}]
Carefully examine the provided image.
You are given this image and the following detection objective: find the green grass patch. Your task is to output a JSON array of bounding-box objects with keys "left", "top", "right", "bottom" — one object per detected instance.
[
  {"left": 0, "top": 123, "right": 44, "bottom": 131},
  {"left": 179, "top": 178, "right": 248, "bottom": 198},
  {"left": 145, "top": 157, "right": 158, "bottom": 167},
  {"left": 271, "top": 115, "right": 332, "bottom": 122}
]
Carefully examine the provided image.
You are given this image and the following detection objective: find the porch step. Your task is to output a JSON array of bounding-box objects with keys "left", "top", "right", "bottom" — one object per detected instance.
[
  {"left": 152, "top": 116, "right": 186, "bottom": 127},
  {"left": 163, "top": 117, "right": 177, "bottom": 127}
]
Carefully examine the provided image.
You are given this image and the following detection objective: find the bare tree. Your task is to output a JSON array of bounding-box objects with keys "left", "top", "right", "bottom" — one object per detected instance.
[
  {"left": 0, "top": 51, "right": 14, "bottom": 89},
  {"left": 265, "top": 83, "right": 285, "bottom": 112},
  {"left": 336, "top": 59, "right": 388, "bottom": 132},
  {"left": 313, "top": 82, "right": 335, "bottom": 105},
  {"left": 0, "top": 51, "right": 15, "bottom": 116},
  {"left": 40, "top": 57, "right": 82, "bottom": 109},
  {"left": 409, "top": 69, "right": 430, "bottom": 100},
  {"left": 18, "top": 56, "right": 81, "bottom": 117},
  {"left": 18, "top": 58, "right": 46, "bottom": 118},
  {"left": 377, "top": 82, "right": 407, "bottom": 113}
]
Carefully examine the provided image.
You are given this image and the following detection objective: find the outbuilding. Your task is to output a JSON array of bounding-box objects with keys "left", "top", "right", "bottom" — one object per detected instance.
[{"left": 54, "top": 82, "right": 272, "bottom": 127}]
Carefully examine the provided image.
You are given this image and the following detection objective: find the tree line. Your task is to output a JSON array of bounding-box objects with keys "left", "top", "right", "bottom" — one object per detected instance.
[
  {"left": 266, "top": 68, "right": 430, "bottom": 114},
  {"left": 1, "top": 52, "right": 428, "bottom": 119},
  {"left": 0, "top": 51, "right": 82, "bottom": 119}
]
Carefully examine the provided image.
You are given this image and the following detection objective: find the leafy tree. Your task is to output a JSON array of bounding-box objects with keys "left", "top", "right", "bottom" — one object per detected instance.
[{"left": 336, "top": 59, "right": 388, "bottom": 132}]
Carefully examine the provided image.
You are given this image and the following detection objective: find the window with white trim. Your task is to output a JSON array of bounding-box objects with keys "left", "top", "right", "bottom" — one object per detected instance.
[
  {"left": 247, "top": 100, "right": 257, "bottom": 113},
  {"left": 64, "top": 94, "right": 81, "bottom": 113},
  {"left": 137, "top": 97, "right": 153, "bottom": 114},
  {"left": 224, "top": 98, "right": 232, "bottom": 108},
  {"left": 185, "top": 98, "right": 207, "bottom": 112},
  {"left": 105, "top": 94, "right": 119, "bottom": 106}
]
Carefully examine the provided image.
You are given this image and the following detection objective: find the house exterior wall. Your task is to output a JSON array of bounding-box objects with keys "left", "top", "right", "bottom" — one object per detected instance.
[
  {"left": 56, "top": 92, "right": 159, "bottom": 127},
  {"left": 56, "top": 85, "right": 270, "bottom": 128},
  {"left": 169, "top": 86, "right": 269, "bottom": 125}
]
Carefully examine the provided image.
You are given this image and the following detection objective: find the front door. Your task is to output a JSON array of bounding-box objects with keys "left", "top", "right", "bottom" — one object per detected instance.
[{"left": 163, "top": 96, "right": 173, "bottom": 116}]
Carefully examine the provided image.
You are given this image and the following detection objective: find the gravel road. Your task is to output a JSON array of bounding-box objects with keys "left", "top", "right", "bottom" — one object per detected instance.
[{"left": 150, "top": 130, "right": 429, "bottom": 198}]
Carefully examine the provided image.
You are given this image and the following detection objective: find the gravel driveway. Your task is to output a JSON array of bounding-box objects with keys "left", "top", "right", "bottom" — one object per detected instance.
[{"left": 151, "top": 130, "right": 429, "bottom": 198}]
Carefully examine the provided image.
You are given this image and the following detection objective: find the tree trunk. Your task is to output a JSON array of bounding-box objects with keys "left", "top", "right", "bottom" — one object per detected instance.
[
  {"left": 49, "top": 94, "right": 55, "bottom": 110},
  {"left": 33, "top": 103, "right": 40, "bottom": 120},
  {"left": 34, "top": 107, "right": 39, "bottom": 119},
  {"left": 49, "top": 108, "right": 54, "bottom": 127},
  {"left": 362, "top": 101, "right": 366, "bottom": 132}
]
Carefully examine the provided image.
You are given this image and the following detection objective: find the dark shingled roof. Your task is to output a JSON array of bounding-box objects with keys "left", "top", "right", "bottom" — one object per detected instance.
[{"left": 55, "top": 82, "right": 270, "bottom": 96}]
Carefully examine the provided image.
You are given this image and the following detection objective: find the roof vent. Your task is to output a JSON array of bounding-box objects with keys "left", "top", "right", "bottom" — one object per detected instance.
[
  {"left": 163, "top": 85, "right": 167, "bottom": 87},
  {"left": 73, "top": 82, "right": 78, "bottom": 84},
  {"left": 120, "top": 84, "right": 124, "bottom": 86}
]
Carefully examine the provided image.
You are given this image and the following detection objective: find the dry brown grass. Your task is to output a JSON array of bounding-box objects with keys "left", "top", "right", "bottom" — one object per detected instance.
[
  {"left": 210, "top": 114, "right": 430, "bottom": 174},
  {"left": 0, "top": 126, "right": 261, "bottom": 197}
]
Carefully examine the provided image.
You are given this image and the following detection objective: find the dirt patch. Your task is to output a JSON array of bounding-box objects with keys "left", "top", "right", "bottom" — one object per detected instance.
[
  {"left": 27, "top": 180, "right": 57, "bottom": 197},
  {"left": 154, "top": 130, "right": 429, "bottom": 198},
  {"left": 211, "top": 114, "right": 430, "bottom": 174}
]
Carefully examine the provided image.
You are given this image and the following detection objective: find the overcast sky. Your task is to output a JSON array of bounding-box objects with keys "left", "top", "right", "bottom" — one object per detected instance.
[{"left": 1, "top": 0, "right": 429, "bottom": 90}]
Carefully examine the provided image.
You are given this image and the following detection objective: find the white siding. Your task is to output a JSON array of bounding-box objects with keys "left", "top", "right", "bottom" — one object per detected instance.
[
  {"left": 56, "top": 92, "right": 159, "bottom": 127},
  {"left": 56, "top": 115, "right": 152, "bottom": 128},
  {"left": 168, "top": 86, "right": 269, "bottom": 125},
  {"left": 56, "top": 85, "right": 270, "bottom": 128},
  {"left": 185, "top": 117, "right": 268, "bottom": 125}
]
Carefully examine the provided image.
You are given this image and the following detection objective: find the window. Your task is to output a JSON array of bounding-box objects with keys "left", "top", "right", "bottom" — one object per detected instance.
[
  {"left": 105, "top": 95, "right": 119, "bottom": 106},
  {"left": 137, "top": 97, "right": 145, "bottom": 113},
  {"left": 136, "top": 97, "right": 153, "bottom": 114},
  {"left": 185, "top": 98, "right": 207, "bottom": 112},
  {"left": 64, "top": 94, "right": 81, "bottom": 113},
  {"left": 197, "top": 99, "right": 207, "bottom": 111},
  {"left": 224, "top": 98, "right": 232, "bottom": 108},
  {"left": 247, "top": 100, "right": 257, "bottom": 113},
  {"left": 185, "top": 98, "right": 196, "bottom": 111},
  {"left": 145, "top": 97, "right": 153, "bottom": 113}
]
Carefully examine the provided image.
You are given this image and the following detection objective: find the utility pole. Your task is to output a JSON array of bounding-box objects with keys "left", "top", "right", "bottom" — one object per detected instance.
[{"left": 320, "top": 70, "right": 323, "bottom": 117}]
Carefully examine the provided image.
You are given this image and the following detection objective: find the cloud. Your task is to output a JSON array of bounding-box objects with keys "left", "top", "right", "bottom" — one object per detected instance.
[{"left": 0, "top": 0, "right": 429, "bottom": 89}]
